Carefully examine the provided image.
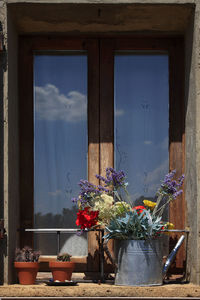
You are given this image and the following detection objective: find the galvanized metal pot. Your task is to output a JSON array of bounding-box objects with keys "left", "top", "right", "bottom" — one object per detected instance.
[{"left": 114, "top": 239, "right": 163, "bottom": 286}]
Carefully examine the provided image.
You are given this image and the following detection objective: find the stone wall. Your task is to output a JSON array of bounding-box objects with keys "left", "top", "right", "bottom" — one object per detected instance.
[{"left": 185, "top": 2, "right": 200, "bottom": 284}]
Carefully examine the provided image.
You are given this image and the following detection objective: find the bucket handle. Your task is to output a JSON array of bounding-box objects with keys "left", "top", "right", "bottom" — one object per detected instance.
[{"left": 162, "top": 234, "right": 185, "bottom": 279}]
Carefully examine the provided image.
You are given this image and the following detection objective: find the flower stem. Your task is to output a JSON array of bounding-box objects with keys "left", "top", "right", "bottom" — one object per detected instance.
[
  {"left": 152, "top": 194, "right": 163, "bottom": 217},
  {"left": 155, "top": 197, "right": 172, "bottom": 217},
  {"left": 124, "top": 187, "right": 132, "bottom": 206},
  {"left": 113, "top": 190, "right": 122, "bottom": 202}
]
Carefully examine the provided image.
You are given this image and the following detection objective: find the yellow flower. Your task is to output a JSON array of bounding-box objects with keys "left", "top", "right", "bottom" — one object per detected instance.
[
  {"left": 165, "top": 222, "right": 174, "bottom": 230},
  {"left": 163, "top": 222, "right": 175, "bottom": 235},
  {"left": 143, "top": 199, "right": 156, "bottom": 209}
]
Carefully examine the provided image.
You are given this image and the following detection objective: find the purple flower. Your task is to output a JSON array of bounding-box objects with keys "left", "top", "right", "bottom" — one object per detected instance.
[
  {"left": 97, "top": 185, "right": 110, "bottom": 193},
  {"left": 71, "top": 167, "right": 128, "bottom": 206},
  {"left": 72, "top": 197, "right": 78, "bottom": 203},
  {"left": 96, "top": 167, "right": 126, "bottom": 189},
  {"left": 71, "top": 179, "right": 104, "bottom": 206},
  {"left": 158, "top": 170, "right": 184, "bottom": 199}
]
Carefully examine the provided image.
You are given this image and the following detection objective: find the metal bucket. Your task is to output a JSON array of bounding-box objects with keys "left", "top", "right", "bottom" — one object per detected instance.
[{"left": 114, "top": 239, "right": 163, "bottom": 286}]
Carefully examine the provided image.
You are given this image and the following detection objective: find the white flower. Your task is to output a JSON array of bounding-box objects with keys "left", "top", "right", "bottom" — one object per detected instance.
[{"left": 93, "top": 194, "right": 114, "bottom": 225}]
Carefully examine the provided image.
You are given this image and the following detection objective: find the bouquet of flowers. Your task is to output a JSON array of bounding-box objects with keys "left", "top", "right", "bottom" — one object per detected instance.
[{"left": 72, "top": 168, "right": 184, "bottom": 240}]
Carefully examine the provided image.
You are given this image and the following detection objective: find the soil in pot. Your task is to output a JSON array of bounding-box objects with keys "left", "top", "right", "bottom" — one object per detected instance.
[
  {"left": 14, "top": 262, "right": 39, "bottom": 285},
  {"left": 49, "top": 261, "right": 75, "bottom": 282}
]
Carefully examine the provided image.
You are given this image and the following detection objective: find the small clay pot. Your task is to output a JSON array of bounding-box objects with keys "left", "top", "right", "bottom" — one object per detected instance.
[
  {"left": 14, "top": 262, "right": 39, "bottom": 285},
  {"left": 49, "top": 261, "right": 75, "bottom": 282}
]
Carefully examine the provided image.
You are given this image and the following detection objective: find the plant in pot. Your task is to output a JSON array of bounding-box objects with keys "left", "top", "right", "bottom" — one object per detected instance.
[
  {"left": 14, "top": 246, "right": 41, "bottom": 284},
  {"left": 72, "top": 167, "right": 184, "bottom": 286},
  {"left": 49, "top": 253, "right": 75, "bottom": 282}
]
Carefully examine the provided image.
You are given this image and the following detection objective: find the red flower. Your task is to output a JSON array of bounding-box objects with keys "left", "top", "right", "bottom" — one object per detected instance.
[
  {"left": 76, "top": 207, "right": 99, "bottom": 230},
  {"left": 156, "top": 225, "right": 165, "bottom": 236},
  {"left": 132, "top": 205, "right": 145, "bottom": 214}
]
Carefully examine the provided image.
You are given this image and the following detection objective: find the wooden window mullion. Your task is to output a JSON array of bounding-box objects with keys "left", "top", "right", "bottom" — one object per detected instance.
[
  {"left": 87, "top": 39, "right": 101, "bottom": 273},
  {"left": 169, "top": 39, "right": 185, "bottom": 270},
  {"left": 99, "top": 39, "right": 115, "bottom": 272}
]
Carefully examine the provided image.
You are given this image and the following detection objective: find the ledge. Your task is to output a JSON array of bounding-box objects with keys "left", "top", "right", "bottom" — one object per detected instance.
[{"left": 1, "top": 282, "right": 200, "bottom": 298}]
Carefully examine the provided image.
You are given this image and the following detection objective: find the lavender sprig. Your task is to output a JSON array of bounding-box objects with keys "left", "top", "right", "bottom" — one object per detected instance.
[
  {"left": 158, "top": 171, "right": 184, "bottom": 199},
  {"left": 72, "top": 179, "right": 107, "bottom": 207},
  {"left": 153, "top": 170, "right": 184, "bottom": 216},
  {"left": 96, "top": 168, "right": 132, "bottom": 205},
  {"left": 96, "top": 167, "right": 126, "bottom": 189}
]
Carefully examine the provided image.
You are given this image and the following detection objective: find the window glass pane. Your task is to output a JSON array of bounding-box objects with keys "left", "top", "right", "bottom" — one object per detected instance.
[
  {"left": 114, "top": 54, "right": 169, "bottom": 206},
  {"left": 34, "top": 54, "right": 88, "bottom": 255}
]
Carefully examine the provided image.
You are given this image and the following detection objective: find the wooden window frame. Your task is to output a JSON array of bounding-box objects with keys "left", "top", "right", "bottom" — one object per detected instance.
[{"left": 19, "top": 36, "right": 185, "bottom": 274}]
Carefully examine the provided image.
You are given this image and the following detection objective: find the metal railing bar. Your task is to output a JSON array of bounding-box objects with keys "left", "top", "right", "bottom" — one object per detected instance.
[
  {"left": 24, "top": 228, "right": 83, "bottom": 233},
  {"left": 162, "top": 229, "right": 190, "bottom": 233},
  {"left": 23, "top": 228, "right": 189, "bottom": 233}
]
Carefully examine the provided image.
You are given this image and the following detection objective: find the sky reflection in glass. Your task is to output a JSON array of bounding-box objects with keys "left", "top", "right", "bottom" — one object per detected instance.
[
  {"left": 34, "top": 54, "right": 88, "bottom": 255},
  {"left": 115, "top": 54, "right": 169, "bottom": 205}
]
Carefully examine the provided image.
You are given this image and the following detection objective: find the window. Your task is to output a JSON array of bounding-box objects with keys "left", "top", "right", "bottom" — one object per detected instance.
[
  {"left": 19, "top": 37, "right": 184, "bottom": 273},
  {"left": 114, "top": 53, "right": 169, "bottom": 204},
  {"left": 34, "top": 53, "right": 88, "bottom": 256}
]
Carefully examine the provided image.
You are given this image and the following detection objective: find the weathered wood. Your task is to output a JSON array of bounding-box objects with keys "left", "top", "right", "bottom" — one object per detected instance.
[
  {"left": 88, "top": 39, "right": 100, "bottom": 185},
  {"left": 0, "top": 34, "right": 3, "bottom": 52},
  {"left": 87, "top": 39, "right": 100, "bottom": 273},
  {"left": 100, "top": 39, "right": 114, "bottom": 173},
  {"left": 169, "top": 38, "right": 185, "bottom": 270},
  {"left": 19, "top": 37, "right": 34, "bottom": 248},
  {"left": 100, "top": 39, "right": 115, "bottom": 272}
]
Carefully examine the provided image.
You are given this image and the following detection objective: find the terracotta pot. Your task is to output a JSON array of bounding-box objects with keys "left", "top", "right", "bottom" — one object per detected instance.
[
  {"left": 49, "top": 261, "right": 75, "bottom": 282},
  {"left": 14, "top": 262, "right": 39, "bottom": 285}
]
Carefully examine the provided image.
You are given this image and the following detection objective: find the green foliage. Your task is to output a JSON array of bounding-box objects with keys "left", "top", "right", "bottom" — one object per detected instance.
[
  {"left": 15, "top": 246, "right": 41, "bottom": 262},
  {"left": 111, "top": 201, "right": 131, "bottom": 219},
  {"left": 57, "top": 253, "right": 71, "bottom": 262},
  {"left": 104, "top": 210, "right": 163, "bottom": 240}
]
